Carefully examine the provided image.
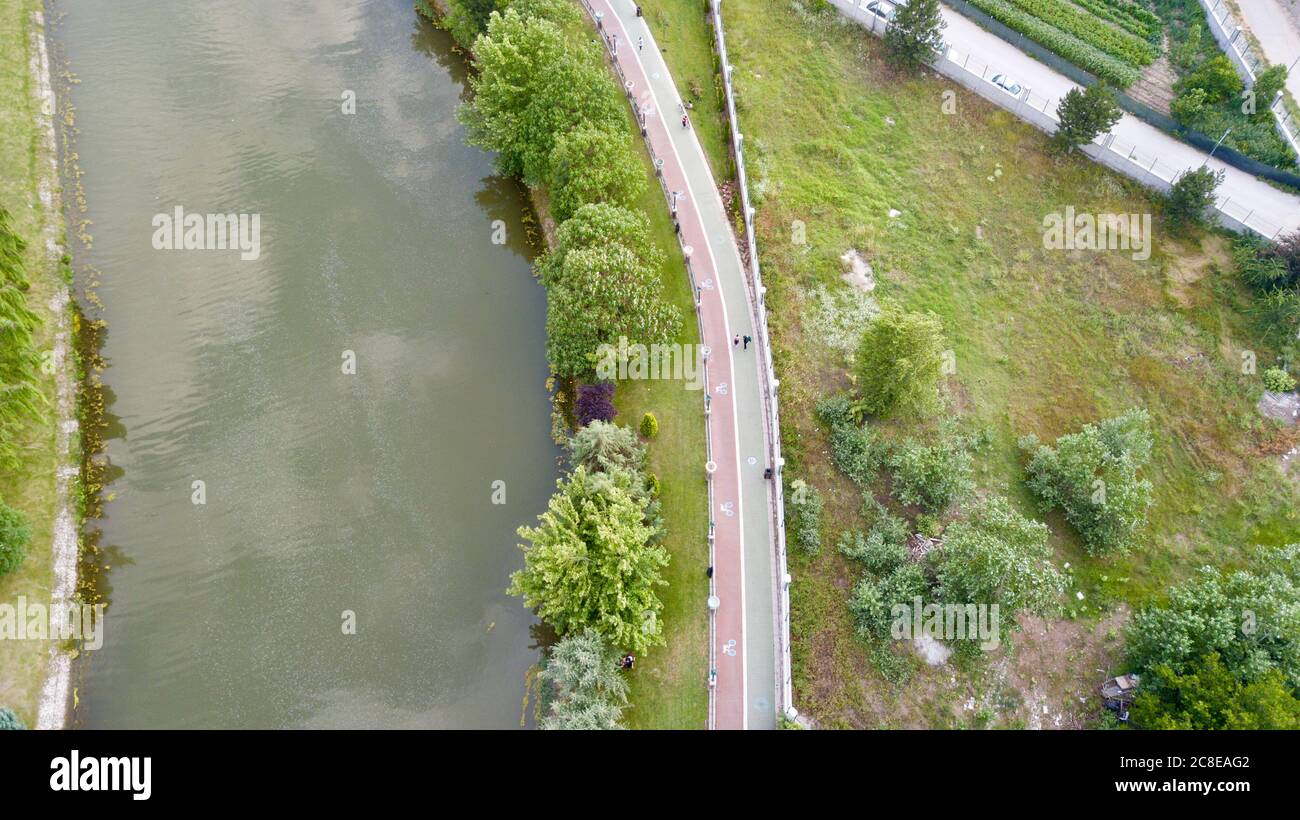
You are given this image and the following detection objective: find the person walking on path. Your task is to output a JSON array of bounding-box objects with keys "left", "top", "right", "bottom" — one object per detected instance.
[
  {"left": 681, "top": 113, "right": 690, "bottom": 130},
  {"left": 733, "top": 334, "right": 740, "bottom": 347},
  {"left": 637, "top": 35, "right": 643, "bottom": 52},
  {"left": 743, "top": 335, "right": 752, "bottom": 350}
]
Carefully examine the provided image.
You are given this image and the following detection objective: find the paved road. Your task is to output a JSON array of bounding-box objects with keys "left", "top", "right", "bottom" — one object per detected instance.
[
  {"left": 931, "top": 5, "right": 1300, "bottom": 235},
  {"left": 585, "top": 0, "right": 778, "bottom": 729},
  {"left": 1236, "top": 0, "right": 1300, "bottom": 100}
]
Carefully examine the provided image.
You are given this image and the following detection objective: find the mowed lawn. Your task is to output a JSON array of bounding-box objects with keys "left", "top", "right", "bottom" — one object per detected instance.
[
  {"left": 0, "top": 0, "right": 68, "bottom": 728},
  {"left": 646, "top": 0, "right": 1300, "bottom": 725}
]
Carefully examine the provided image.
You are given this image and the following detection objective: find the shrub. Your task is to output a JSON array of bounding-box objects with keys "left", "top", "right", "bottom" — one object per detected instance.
[
  {"left": 854, "top": 305, "right": 947, "bottom": 418},
  {"left": 887, "top": 433, "right": 975, "bottom": 514},
  {"left": 569, "top": 420, "right": 645, "bottom": 474},
  {"left": 816, "top": 395, "right": 887, "bottom": 486},
  {"left": 0, "top": 497, "right": 31, "bottom": 577},
  {"left": 838, "top": 511, "right": 909, "bottom": 575},
  {"left": 575, "top": 381, "right": 616, "bottom": 427},
  {"left": 0, "top": 707, "right": 25, "bottom": 730},
  {"left": 1021, "top": 408, "right": 1153, "bottom": 555},
  {"left": 787, "top": 480, "right": 825, "bottom": 556},
  {"left": 440, "top": 0, "right": 500, "bottom": 50},
  {"left": 1178, "top": 55, "right": 1243, "bottom": 104},
  {"left": 849, "top": 563, "right": 929, "bottom": 641},
  {"left": 1166, "top": 166, "right": 1223, "bottom": 227},
  {"left": 639, "top": 411, "right": 658, "bottom": 439},
  {"left": 1253, "top": 65, "right": 1288, "bottom": 112},
  {"left": 1263, "top": 367, "right": 1297, "bottom": 393}
]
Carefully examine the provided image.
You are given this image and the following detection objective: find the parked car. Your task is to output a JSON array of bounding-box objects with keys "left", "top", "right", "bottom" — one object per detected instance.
[
  {"left": 865, "top": 1, "right": 895, "bottom": 21},
  {"left": 990, "top": 73, "right": 1023, "bottom": 97}
]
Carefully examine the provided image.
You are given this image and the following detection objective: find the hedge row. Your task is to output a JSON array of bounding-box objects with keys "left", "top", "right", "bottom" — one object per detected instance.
[
  {"left": 1001, "top": 0, "right": 1159, "bottom": 66},
  {"left": 967, "top": 0, "right": 1143, "bottom": 86}
]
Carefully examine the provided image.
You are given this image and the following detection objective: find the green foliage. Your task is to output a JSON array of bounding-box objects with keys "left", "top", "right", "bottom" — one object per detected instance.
[
  {"left": 1171, "top": 22, "right": 1201, "bottom": 71},
  {"left": 639, "top": 411, "right": 658, "bottom": 439},
  {"left": 883, "top": 0, "right": 946, "bottom": 69},
  {"left": 887, "top": 432, "right": 975, "bottom": 514},
  {"left": 441, "top": 0, "right": 500, "bottom": 50},
  {"left": 930, "top": 495, "right": 1065, "bottom": 637},
  {"left": 965, "top": 0, "right": 1142, "bottom": 86},
  {"left": 1263, "top": 367, "right": 1297, "bottom": 394},
  {"left": 1021, "top": 408, "right": 1153, "bottom": 556},
  {"left": 787, "top": 479, "right": 825, "bottom": 556},
  {"left": 549, "top": 124, "right": 647, "bottom": 222},
  {"left": 1253, "top": 65, "right": 1288, "bottom": 111},
  {"left": 0, "top": 496, "right": 31, "bottom": 577},
  {"left": 1166, "top": 165, "right": 1224, "bottom": 227},
  {"left": 509, "top": 467, "right": 670, "bottom": 654},
  {"left": 838, "top": 509, "right": 909, "bottom": 575},
  {"left": 0, "top": 207, "right": 43, "bottom": 470},
  {"left": 994, "top": 0, "right": 1158, "bottom": 66},
  {"left": 816, "top": 394, "right": 887, "bottom": 486},
  {"left": 540, "top": 628, "right": 630, "bottom": 730},
  {"left": 568, "top": 420, "right": 647, "bottom": 474},
  {"left": 1125, "top": 553, "right": 1300, "bottom": 688},
  {"left": 1178, "top": 55, "right": 1243, "bottom": 104},
  {"left": 459, "top": 8, "right": 624, "bottom": 185},
  {"left": 1070, "top": 0, "right": 1162, "bottom": 44},
  {"left": 1131, "top": 653, "right": 1300, "bottom": 729},
  {"left": 1053, "top": 82, "right": 1122, "bottom": 152},
  {"left": 849, "top": 562, "right": 928, "bottom": 641},
  {"left": 0, "top": 707, "right": 25, "bottom": 730},
  {"left": 854, "top": 305, "right": 947, "bottom": 418}
]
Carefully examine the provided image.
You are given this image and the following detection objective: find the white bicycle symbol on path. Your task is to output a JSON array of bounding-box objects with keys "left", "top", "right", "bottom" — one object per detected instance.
[
  {"left": 715, "top": 382, "right": 728, "bottom": 395},
  {"left": 723, "top": 639, "right": 737, "bottom": 657},
  {"left": 700, "top": 278, "right": 715, "bottom": 290},
  {"left": 720, "top": 500, "right": 735, "bottom": 517}
]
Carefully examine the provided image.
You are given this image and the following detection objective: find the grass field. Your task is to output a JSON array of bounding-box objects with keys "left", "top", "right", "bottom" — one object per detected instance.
[
  {"left": 649, "top": 0, "right": 1300, "bottom": 727},
  {"left": 0, "top": 0, "right": 69, "bottom": 728}
]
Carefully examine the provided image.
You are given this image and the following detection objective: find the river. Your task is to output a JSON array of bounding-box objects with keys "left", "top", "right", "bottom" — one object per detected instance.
[{"left": 56, "top": 0, "right": 556, "bottom": 728}]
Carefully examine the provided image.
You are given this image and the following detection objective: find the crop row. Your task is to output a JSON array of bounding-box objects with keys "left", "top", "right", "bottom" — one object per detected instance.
[
  {"left": 1001, "top": 0, "right": 1160, "bottom": 67},
  {"left": 967, "top": 0, "right": 1144, "bottom": 86},
  {"left": 1070, "top": 0, "right": 1163, "bottom": 44}
]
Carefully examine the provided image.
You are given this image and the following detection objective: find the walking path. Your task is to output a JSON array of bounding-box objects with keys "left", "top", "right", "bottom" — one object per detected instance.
[
  {"left": 1236, "top": 0, "right": 1300, "bottom": 101},
  {"left": 583, "top": 0, "right": 778, "bottom": 729}
]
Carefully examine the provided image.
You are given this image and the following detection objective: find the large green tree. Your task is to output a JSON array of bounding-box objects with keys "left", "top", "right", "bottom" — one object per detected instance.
[
  {"left": 854, "top": 305, "right": 947, "bottom": 418},
  {"left": 1131, "top": 653, "right": 1300, "bottom": 730},
  {"left": 549, "top": 124, "right": 646, "bottom": 222},
  {"left": 509, "top": 467, "right": 669, "bottom": 654},
  {"left": 1020, "top": 408, "right": 1153, "bottom": 555},
  {"left": 459, "top": 9, "right": 623, "bottom": 186},
  {"left": 540, "top": 628, "right": 630, "bottom": 730},
  {"left": 1053, "top": 83, "right": 1122, "bottom": 153},
  {"left": 568, "top": 420, "right": 646, "bottom": 475},
  {"left": 930, "top": 494, "right": 1065, "bottom": 640}
]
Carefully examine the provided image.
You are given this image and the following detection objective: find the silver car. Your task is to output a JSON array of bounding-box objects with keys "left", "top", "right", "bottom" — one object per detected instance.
[
  {"left": 990, "top": 73, "right": 1024, "bottom": 97},
  {"left": 865, "top": 1, "right": 895, "bottom": 21}
]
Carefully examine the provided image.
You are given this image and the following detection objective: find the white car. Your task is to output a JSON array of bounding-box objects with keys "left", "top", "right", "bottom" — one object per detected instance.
[
  {"left": 865, "top": 1, "right": 895, "bottom": 21},
  {"left": 990, "top": 73, "right": 1024, "bottom": 97}
]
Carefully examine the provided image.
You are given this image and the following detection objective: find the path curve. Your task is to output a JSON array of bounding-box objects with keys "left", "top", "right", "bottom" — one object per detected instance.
[{"left": 583, "top": 0, "right": 778, "bottom": 729}]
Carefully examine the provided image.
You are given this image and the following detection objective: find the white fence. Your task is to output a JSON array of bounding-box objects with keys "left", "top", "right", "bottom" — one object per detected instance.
[
  {"left": 1197, "top": 0, "right": 1300, "bottom": 169},
  {"left": 832, "top": 0, "right": 1287, "bottom": 238},
  {"left": 712, "top": 0, "right": 796, "bottom": 722}
]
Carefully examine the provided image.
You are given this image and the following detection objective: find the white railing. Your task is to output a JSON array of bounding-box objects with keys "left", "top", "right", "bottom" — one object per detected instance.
[
  {"left": 833, "top": 0, "right": 1289, "bottom": 238},
  {"left": 712, "top": 0, "right": 795, "bottom": 722}
]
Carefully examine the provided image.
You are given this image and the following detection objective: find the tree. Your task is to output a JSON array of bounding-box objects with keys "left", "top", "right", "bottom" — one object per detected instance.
[
  {"left": 1178, "top": 55, "right": 1243, "bottom": 103},
  {"left": 549, "top": 125, "right": 646, "bottom": 222},
  {"left": 1253, "top": 65, "right": 1288, "bottom": 114},
  {"left": 639, "top": 411, "right": 657, "bottom": 439},
  {"left": 887, "top": 432, "right": 974, "bottom": 513},
  {"left": 1131, "top": 653, "right": 1300, "bottom": 730},
  {"left": 1052, "top": 83, "right": 1121, "bottom": 153},
  {"left": 0, "top": 707, "right": 26, "bottom": 730},
  {"left": 849, "top": 562, "right": 929, "bottom": 641},
  {"left": 540, "top": 629, "right": 629, "bottom": 730},
  {"left": 546, "top": 243, "right": 680, "bottom": 378},
  {"left": 1021, "top": 409, "right": 1153, "bottom": 556},
  {"left": 459, "top": 9, "right": 623, "bottom": 185},
  {"left": 441, "top": 0, "right": 500, "bottom": 50},
  {"left": 509, "top": 467, "right": 670, "bottom": 654},
  {"left": 541, "top": 204, "right": 656, "bottom": 287},
  {"left": 568, "top": 420, "right": 646, "bottom": 474},
  {"left": 930, "top": 495, "right": 1065, "bottom": 639},
  {"left": 1166, "top": 166, "right": 1224, "bottom": 227},
  {"left": 883, "top": 0, "right": 946, "bottom": 70},
  {"left": 854, "top": 306, "right": 947, "bottom": 417},
  {"left": 0, "top": 497, "right": 31, "bottom": 577}
]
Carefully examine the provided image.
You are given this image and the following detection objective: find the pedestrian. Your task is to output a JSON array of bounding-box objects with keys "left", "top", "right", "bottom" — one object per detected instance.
[
  {"left": 682, "top": 114, "right": 689, "bottom": 130},
  {"left": 743, "top": 334, "right": 752, "bottom": 350},
  {"left": 636, "top": 4, "right": 643, "bottom": 16},
  {"left": 638, "top": 36, "right": 643, "bottom": 53},
  {"left": 619, "top": 653, "right": 636, "bottom": 670},
  {"left": 733, "top": 334, "right": 740, "bottom": 347},
  {"left": 706, "top": 566, "right": 714, "bottom": 579}
]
